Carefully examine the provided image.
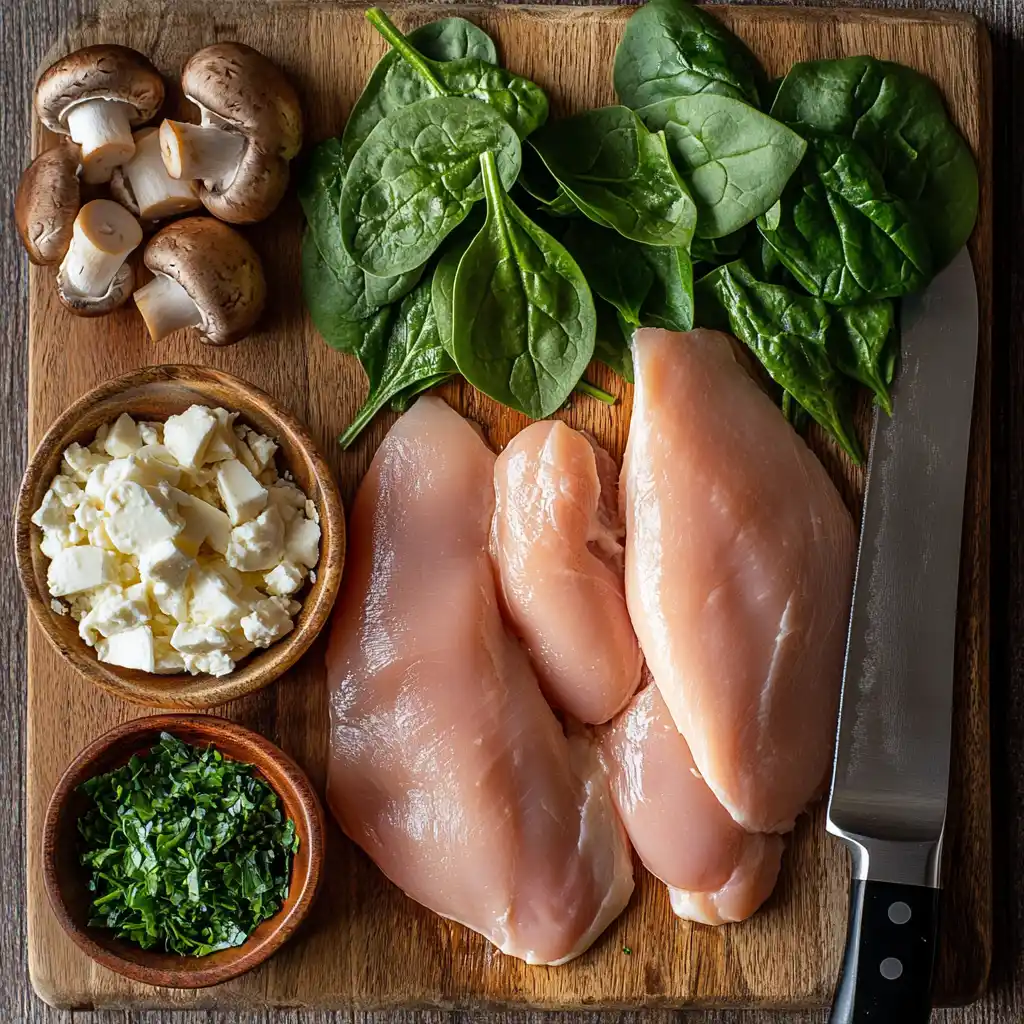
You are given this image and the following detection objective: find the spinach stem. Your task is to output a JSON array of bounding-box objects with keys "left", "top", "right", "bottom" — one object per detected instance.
[
  {"left": 575, "top": 379, "right": 618, "bottom": 405},
  {"left": 365, "top": 8, "right": 447, "bottom": 94}
]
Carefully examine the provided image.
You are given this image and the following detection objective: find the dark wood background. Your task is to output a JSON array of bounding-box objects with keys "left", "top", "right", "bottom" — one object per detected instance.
[{"left": 1, "top": 0, "right": 1018, "bottom": 1021}]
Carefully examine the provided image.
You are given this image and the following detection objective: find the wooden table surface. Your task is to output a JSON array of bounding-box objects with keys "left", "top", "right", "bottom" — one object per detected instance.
[{"left": 1, "top": 0, "right": 1019, "bottom": 1021}]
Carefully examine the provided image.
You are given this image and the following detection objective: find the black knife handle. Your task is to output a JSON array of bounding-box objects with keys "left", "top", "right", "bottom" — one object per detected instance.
[{"left": 829, "top": 878, "right": 940, "bottom": 1023}]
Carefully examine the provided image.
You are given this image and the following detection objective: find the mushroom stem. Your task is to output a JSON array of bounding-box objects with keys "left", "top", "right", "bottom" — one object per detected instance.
[
  {"left": 65, "top": 99, "right": 136, "bottom": 183},
  {"left": 60, "top": 199, "right": 143, "bottom": 298},
  {"left": 119, "top": 129, "right": 200, "bottom": 220},
  {"left": 159, "top": 120, "right": 245, "bottom": 188},
  {"left": 134, "top": 272, "right": 203, "bottom": 340}
]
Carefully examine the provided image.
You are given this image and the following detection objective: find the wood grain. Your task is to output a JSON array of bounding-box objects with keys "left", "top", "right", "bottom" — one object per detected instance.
[
  {"left": 42, "top": 715, "right": 324, "bottom": 989},
  {"left": 17, "top": 0, "right": 992, "bottom": 1018}
]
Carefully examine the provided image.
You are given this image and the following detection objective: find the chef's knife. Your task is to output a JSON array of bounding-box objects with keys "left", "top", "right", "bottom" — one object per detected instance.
[{"left": 827, "top": 246, "right": 979, "bottom": 1024}]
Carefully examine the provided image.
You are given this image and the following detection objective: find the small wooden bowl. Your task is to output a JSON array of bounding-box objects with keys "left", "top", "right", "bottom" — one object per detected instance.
[
  {"left": 15, "top": 364, "right": 345, "bottom": 709},
  {"left": 42, "top": 714, "right": 324, "bottom": 989}
]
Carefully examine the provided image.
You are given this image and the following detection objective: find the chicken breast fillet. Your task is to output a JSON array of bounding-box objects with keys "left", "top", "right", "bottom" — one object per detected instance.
[
  {"left": 491, "top": 420, "right": 643, "bottom": 724},
  {"left": 622, "top": 329, "right": 856, "bottom": 834},
  {"left": 325, "top": 397, "right": 633, "bottom": 965},
  {"left": 601, "top": 681, "right": 783, "bottom": 925}
]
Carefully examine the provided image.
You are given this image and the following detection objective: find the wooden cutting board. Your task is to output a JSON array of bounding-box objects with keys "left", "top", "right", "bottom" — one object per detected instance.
[{"left": 25, "top": 0, "right": 992, "bottom": 1011}]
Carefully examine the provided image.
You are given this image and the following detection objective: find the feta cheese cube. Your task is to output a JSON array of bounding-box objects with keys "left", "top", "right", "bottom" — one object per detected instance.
[
  {"left": 74, "top": 501, "right": 103, "bottom": 532},
  {"left": 63, "top": 442, "right": 109, "bottom": 482},
  {"left": 95, "top": 624, "right": 156, "bottom": 672},
  {"left": 203, "top": 408, "right": 240, "bottom": 464},
  {"left": 163, "top": 405, "right": 219, "bottom": 469},
  {"left": 267, "top": 480, "right": 306, "bottom": 523},
  {"left": 139, "top": 538, "right": 195, "bottom": 589},
  {"left": 264, "top": 562, "right": 305, "bottom": 597},
  {"left": 285, "top": 516, "right": 321, "bottom": 568},
  {"left": 240, "top": 596, "right": 295, "bottom": 648},
  {"left": 245, "top": 429, "right": 278, "bottom": 473},
  {"left": 153, "top": 638, "right": 185, "bottom": 674},
  {"left": 304, "top": 499, "right": 320, "bottom": 525},
  {"left": 138, "top": 421, "right": 163, "bottom": 447},
  {"left": 104, "top": 481, "right": 184, "bottom": 555},
  {"left": 182, "top": 650, "right": 235, "bottom": 677},
  {"left": 225, "top": 507, "right": 285, "bottom": 572},
  {"left": 131, "top": 446, "right": 182, "bottom": 487},
  {"left": 78, "top": 584, "right": 151, "bottom": 644},
  {"left": 189, "top": 568, "right": 248, "bottom": 630},
  {"left": 39, "top": 531, "right": 66, "bottom": 560},
  {"left": 51, "top": 475, "right": 85, "bottom": 508},
  {"left": 47, "top": 546, "right": 119, "bottom": 596},
  {"left": 216, "top": 459, "right": 268, "bottom": 525},
  {"left": 104, "top": 413, "right": 142, "bottom": 457},
  {"left": 173, "top": 491, "right": 232, "bottom": 555},
  {"left": 84, "top": 457, "right": 137, "bottom": 503},
  {"left": 31, "top": 488, "right": 70, "bottom": 531},
  {"left": 151, "top": 580, "right": 189, "bottom": 622},
  {"left": 171, "top": 623, "right": 232, "bottom": 655}
]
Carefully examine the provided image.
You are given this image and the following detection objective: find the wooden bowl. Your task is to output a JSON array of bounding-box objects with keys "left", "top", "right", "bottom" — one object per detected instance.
[
  {"left": 42, "top": 714, "right": 324, "bottom": 989},
  {"left": 15, "top": 364, "right": 345, "bottom": 709}
]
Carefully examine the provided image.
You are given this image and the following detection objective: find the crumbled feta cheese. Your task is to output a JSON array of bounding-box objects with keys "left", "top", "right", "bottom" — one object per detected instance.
[
  {"left": 173, "top": 491, "right": 231, "bottom": 555},
  {"left": 47, "top": 546, "right": 119, "bottom": 596},
  {"left": 131, "top": 446, "right": 182, "bottom": 487},
  {"left": 95, "top": 624, "right": 156, "bottom": 672},
  {"left": 39, "top": 531, "right": 67, "bottom": 561},
  {"left": 267, "top": 480, "right": 306, "bottom": 523},
  {"left": 74, "top": 501, "right": 103, "bottom": 532},
  {"left": 78, "top": 584, "right": 150, "bottom": 644},
  {"left": 138, "top": 421, "right": 163, "bottom": 447},
  {"left": 304, "top": 499, "right": 320, "bottom": 525},
  {"left": 104, "top": 481, "right": 184, "bottom": 555},
  {"left": 31, "top": 488, "right": 70, "bottom": 531},
  {"left": 84, "top": 457, "right": 137, "bottom": 503},
  {"left": 104, "top": 413, "right": 142, "bottom": 457},
  {"left": 241, "top": 597, "right": 295, "bottom": 648},
  {"left": 216, "top": 459, "right": 268, "bottom": 525},
  {"left": 182, "top": 650, "right": 235, "bottom": 677},
  {"left": 139, "top": 537, "right": 195, "bottom": 589},
  {"left": 63, "top": 442, "right": 109, "bottom": 482},
  {"left": 151, "top": 580, "right": 189, "bottom": 622},
  {"left": 226, "top": 507, "right": 285, "bottom": 572},
  {"left": 171, "top": 623, "right": 232, "bottom": 655},
  {"left": 189, "top": 568, "right": 247, "bottom": 630},
  {"left": 264, "top": 562, "right": 304, "bottom": 597},
  {"left": 163, "top": 405, "right": 219, "bottom": 469},
  {"left": 50, "top": 599, "right": 66, "bottom": 616},
  {"left": 51, "top": 475, "right": 85, "bottom": 508},
  {"left": 308, "top": 569, "right": 317, "bottom": 585},
  {"left": 285, "top": 517, "right": 321, "bottom": 568},
  {"left": 153, "top": 639, "right": 186, "bottom": 674},
  {"left": 245, "top": 429, "right": 278, "bottom": 473}
]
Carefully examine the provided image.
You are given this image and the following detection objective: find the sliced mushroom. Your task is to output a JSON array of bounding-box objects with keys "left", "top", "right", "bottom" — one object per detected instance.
[
  {"left": 57, "top": 198, "right": 143, "bottom": 316},
  {"left": 159, "top": 42, "right": 302, "bottom": 224},
  {"left": 15, "top": 143, "right": 81, "bottom": 265},
  {"left": 133, "top": 217, "right": 266, "bottom": 345},
  {"left": 110, "top": 127, "right": 201, "bottom": 223},
  {"left": 35, "top": 44, "right": 164, "bottom": 184}
]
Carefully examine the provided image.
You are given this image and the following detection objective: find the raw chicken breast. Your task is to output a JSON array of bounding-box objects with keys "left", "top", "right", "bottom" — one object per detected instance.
[
  {"left": 601, "top": 681, "right": 783, "bottom": 925},
  {"left": 622, "top": 329, "right": 856, "bottom": 834},
  {"left": 326, "top": 397, "right": 633, "bottom": 965},
  {"left": 491, "top": 420, "right": 643, "bottom": 724}
]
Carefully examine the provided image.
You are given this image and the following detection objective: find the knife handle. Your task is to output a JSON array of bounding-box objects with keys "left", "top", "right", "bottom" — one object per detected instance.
[{"left": 829, "top": 878, "right": 940, "bottom": 1023}]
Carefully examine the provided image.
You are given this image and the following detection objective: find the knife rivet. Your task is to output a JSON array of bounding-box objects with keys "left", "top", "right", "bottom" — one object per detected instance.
[
  {"left": 880, "top": 957, "right": 904, "bottom": 981},
  {"left": 888, "top": 902, "right": 912, "bottom": 925}
]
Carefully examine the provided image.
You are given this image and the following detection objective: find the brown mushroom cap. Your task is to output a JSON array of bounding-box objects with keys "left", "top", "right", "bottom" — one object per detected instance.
[
  {"left": 35, "top": 44, "right": 165, "bottom": 135},
  {"left": 181, "top": 42, "right": 302, "bottom": 223},
  {"left": 15, "top": 144, "right": 81, "bottom": 265},
  {"left": 57, "top": 261, "right": 134, "bottom": 318},
  {"left": 143, "top": 217, "right": 266, "bottom": 345}
]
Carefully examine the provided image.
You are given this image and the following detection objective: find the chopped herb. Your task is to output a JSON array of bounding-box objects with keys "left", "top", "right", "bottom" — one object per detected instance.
[
  {"left": 77, "top": 732, "right": 300, "bottom": 957},
  {"left": 623, "top": 945, "right": 633, "bottom": 955}
]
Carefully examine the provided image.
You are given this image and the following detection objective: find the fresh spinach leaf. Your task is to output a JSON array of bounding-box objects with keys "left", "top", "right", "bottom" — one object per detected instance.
[
  {"left": 691, "top": 226, "right": 747, "bottom": 266},
  {"left": 563, "top": 219, "right": 693, "bottom": 333},
  {"left": 531, "top": 106, "right": 698, "bottom": 247},
  {"left": 339, "top": 279, "right": 457, "bottom": 448},
  {"left": 695, "top": 259, "right": 863, "bottom": 460},
  {"left": 614, "top": 0, "right": 764, "bottom": 110},
  {"left": 830, "top": 300, "right": 898, "bottom": 415},
  {"left": 757, "top": 131, "right": 933, "bottom": 305},
  {"left": 450, "top": 151, "right": 596, "bottom": 418},
  {"left": 342, "top": 17, "right": 499, "bottom": 162},
  {"left": 340, "top": 96, "right": 522, "bottom": 277},
  {"left": 431, "top": 212, "right": 484, "bottom": 354},
  {"left": 77, "top": 733, "right": 298, "bottom": 956},
  {"left": 365, "top": 8, "right": 548, "bottom": 141},
  {"left": 770, "top": 56, "right": 978, "bottom": 267},
  {"left": 638, "top": 93, "right": 806, "bottom": 238},
  {"left": 299, "top": 139, "right": 422, "bottom": 320},
  {"left": 390, "top": 373, "right": 457, "bottom": 412},
  {"left": 594, "top": 296, "right": 635, "bottom": 382},
  {"left": 519, "top": 143, "right": 579, "bottom": 217}
]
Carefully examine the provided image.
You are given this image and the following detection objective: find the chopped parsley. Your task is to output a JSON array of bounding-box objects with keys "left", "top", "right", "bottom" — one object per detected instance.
[{"left": 77, "top": 732, "right": 299, "bottom": 956}]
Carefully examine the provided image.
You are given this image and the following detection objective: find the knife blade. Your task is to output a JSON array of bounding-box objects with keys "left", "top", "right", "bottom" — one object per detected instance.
[{"left": 827, "top": 246, "right": 979, "bottom": 1024}]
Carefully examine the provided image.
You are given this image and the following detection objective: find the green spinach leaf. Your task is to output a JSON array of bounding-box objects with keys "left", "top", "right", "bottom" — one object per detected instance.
[
  {"left": 365, "top": 8, "right": 548, "bottom": 141},
  {"left": 339, "top": 279, "right": 457, "bottom": 448},
  {"left": 770, "top": 56, "right": 978, "bottom": 267},
  {"left": 638, "top": 93, "right": 806, "bottom": 238},
  {"left": 757, "top": 131, "right": 933, "bottom": 304},
  {"left": 830, "top": 300, "right": 898, "bottom": 415},
  {"left": 695, "top": 259, "right": 862, "bottom": 460},
  {"left": 594, "top": 296, "right": 635, "bottom": 382},
  {"left": 614, "top": 0, "right": 764, "bottom": 110},
  {"left": 563, "top": 219, "right": 693, "bottom": 333},
  {"left": 518, "top": 143, "right": 579, "bottom": 217},
  {"left": 340, "top": 96, "right": 521, "bottom": 277},
  {"left": 531, "top": 106, "right": 698, "bottom": 247},
  {"left": 691, "top": 226, "right": 747, "bottom": 266},
  {"left": 450, "top": 151, "right": 596, "bottom": 418},
  {"left": 342, "top": 17, "right": 498, "bottom": 162},
  {"left": 299, "top": 139, "right": 422, "bottom": 320},
  {"left": 431, "top": 212, "right": 484, "bottom": 354}
]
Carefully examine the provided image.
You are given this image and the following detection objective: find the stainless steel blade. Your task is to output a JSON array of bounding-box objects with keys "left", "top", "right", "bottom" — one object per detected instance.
[{"left": 827, "top": 247, "right": 979, "bottom": 888}]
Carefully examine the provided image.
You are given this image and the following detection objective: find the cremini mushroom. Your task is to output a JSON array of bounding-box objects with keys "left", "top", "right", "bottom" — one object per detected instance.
[
  {"left": 14, "top": 143, "right": 81, "bottom": 265},
  {"left": 110, "top": 127, "right": 201, "bottom": 223},
  {"left": 35, "top": 44, "right": 164, "bottom": 184},
  {"left": 56, "top": 198, "right": 143, "bottom": 317},
  {"left": 133, "top": 217, "right": 266, "bottom": 345},
  {"left": 159, "top": 42, "right": 302, "bottom": 224}
]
